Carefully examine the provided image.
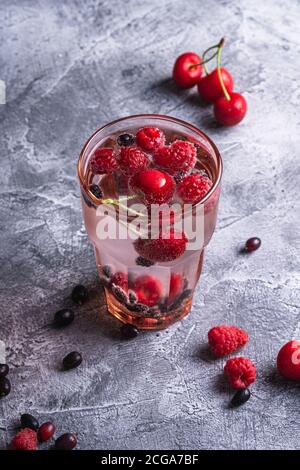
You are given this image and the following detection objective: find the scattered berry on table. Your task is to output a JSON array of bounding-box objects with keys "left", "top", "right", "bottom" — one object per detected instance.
[
  {"left": 117, "top": 133, "right": 135, "bottom": 147},
  {"left": 118, "top": 146, "right": 149, "bottom": 175},
  {"left": 277, "top": 340, "right": 300, "bottom": 381},
  {"left": 208, "top": 325, "right": 249, "bottom": 357},
  {"left": 89, "top": 184, "right": 103, "bottom": 199},
  {"left": 154, "top": 140, "right": 197, "bottom": 174},
  {"left": 177, "top": 173, "right": 212, "bottom": 204},
  {"left": 130, "top": 168, "right": 175, "bottom": 205},
  {"left": 20, "top": 413, "right": 39, "bottom": 431},
  {"left": 11, "top": 428, "right": 37, "bottom": 451},
  {"left": 224, "top": 357, "right": 256, "bottom": 389},
  {"left": 134, "top": 231, "right": 187, "bottom": 262},
  {"left": 0, "top": 364, "right": 9, "bottom": 378},
  {"left": 54, "top": 308, "right": 75, "bottom": 327},
  {"left": 132, "top": 275, "right": 163, "bottom": 307},
  {"left": 136, "top": 127, "right": 165, "bottom": 151},
  {"left": 111, "top": 272, "right": 128, "bottom": 292},
  {"left": 37, "top": 422, "right": 56, "bottom": 442},
  {"left": 55, "top": 433, "right": 77, "bottom": 450},
  {"left": 172, "top": 52, "right": 203, "bottom": 88},
  {"left": 214, "top": 92, "right": 247, "bottom": 126},
  {"left": 197, "top": 67, "right": 234, "bottom": 103},
  {"left": 135, "top": 256, "right": 155, "bottom": 267},
  {"left": 90, "top": 148, "right": 118, "bottom": 174},
  {"left": 231, "top": 388, "right": 251, "bottom": 407},
  {"left": 71, "top": 285, "right": 88, "bottom": 305},
  {"left": 0, "top": 377, "right": 11, "bottom": 398},
  {"left": 62, "top": 351, "right": 82, "bottom": 371},
  {"left": 244, "top": 237, "right": 261, "bottom": 253},
  {"left": 121, "top": 324, "right": 139, "bottom": 339}
]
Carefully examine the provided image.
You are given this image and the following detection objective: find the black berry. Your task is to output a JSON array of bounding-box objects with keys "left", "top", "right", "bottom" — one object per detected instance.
[
  {"left": 0, "top": 377, "right": 11, "bottom": 398},
  {"left": 54, "top": 309, "right": 75, "bottom": 327},
  {"left": 127, "top": 302, "right": 149, "bottom": 313},
  {"left": 112, "top": 285, "right": 128, "bottom": 304},
  {"left": 81, "top": 189, "right": 93, "bottom": 208},
  {"left": 121, "top": 324, "right": 139, "bottom": 339},
  {"left": 117, "top": 133, "right": 135, "bottom": 147},
  {"left": 102, "top": 265, "right": 112, "bottom": 278},
  {"left": 135, "top": 256, "right": 155, "bottom": 267},
  {"left": 128, "top": 290, "right": 138, "bottom": 304},
  {"left": 20, "top": 413, "right": 39, "bottom": 431},
  {"left": 63, "top": 351, "right": 82, "bottom": 370},
  {"left": 173, "top": 171, "right": 187, "bottom": 184},
  {"left": 231, "top": 388, "right": 251, "bottom": 407},
  {"left": 0, "top": 364, "right": 9, "bottom": 378},
  {"left": 89, "top": 184, "right": 103, "bottom": 199},
  {"left": 55, "top": 433, "right": 77, "bottom": 450},
  {"left": 244, "top": 237, "right": 261, "bottom": 252},
  {"left": 71, "top": 285, "right": 88, "bottom": 305}
]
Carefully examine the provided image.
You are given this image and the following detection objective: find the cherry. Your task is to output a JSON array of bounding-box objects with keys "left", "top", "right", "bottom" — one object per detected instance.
[
  {"left": 277, "top": 340, "right": 300, "bottom": 381},
  {"left": 197, "top": 67, "right": 234, "bottom": 103},
  {"left": 172, "top": 52, "right": 203, "bottom": 88},
  {"left": 214, "top": 92, "right": 247, "bottom": 126},
  {"left": 129, "top": 168, "right": 175, "bottom": 204}
]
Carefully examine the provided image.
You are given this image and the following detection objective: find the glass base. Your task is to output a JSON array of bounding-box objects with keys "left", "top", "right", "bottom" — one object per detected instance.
[{"left": 105, "top": 288, "right": 192, "bottom": 330}]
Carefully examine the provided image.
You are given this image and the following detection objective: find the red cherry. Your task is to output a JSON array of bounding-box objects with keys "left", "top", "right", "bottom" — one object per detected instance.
[
  {"left": 37, "top": 422, "right": 55, "bottom": 442},
  {"left": 277, "top": 340, "right": 300, "bottom": 381},
  {"left": 214, "top": 92, "right": 247, "bottom": 126},
  {"left": 129, "top": 169, "right": 175, "bottom": 205},
  {"left": 172, "top": 52, "right": 203, "bottom": 88},
  {"left": 197, "top": 67, "right": 234, "bottom": 103}
]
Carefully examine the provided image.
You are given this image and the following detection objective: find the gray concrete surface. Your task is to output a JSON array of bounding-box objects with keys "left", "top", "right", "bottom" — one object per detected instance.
[{"left": 0, "top": 0, "right": 300, "bottom": 450}]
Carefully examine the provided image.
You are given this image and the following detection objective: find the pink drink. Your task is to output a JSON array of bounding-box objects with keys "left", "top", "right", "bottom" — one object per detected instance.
[{"left": 78, "top": 115, "right": 222, "bottom": 329}]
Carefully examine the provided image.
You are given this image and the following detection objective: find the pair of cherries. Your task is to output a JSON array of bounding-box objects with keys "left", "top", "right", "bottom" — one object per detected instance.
[{"left": 172, "top": 38, "right": 247, "bottom": 126}]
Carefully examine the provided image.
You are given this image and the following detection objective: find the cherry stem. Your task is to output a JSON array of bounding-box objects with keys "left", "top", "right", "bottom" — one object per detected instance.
[
  {"left": 216, "top": 37, "right": 231, "bottom": 101},
  {"left": 189, "top": 49, "right": 219, "bottom": 71},
  {"left": 201, "top": 41, "right": 223, "bottom": 75}
]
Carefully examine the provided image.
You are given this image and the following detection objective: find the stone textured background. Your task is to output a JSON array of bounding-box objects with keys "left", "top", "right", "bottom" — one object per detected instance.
[{"left": 0, "top": 0, "right": 299, "bottom": 450}]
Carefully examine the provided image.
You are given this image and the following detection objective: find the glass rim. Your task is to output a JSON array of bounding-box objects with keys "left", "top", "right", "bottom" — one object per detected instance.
[{"left": 78, "top": 113, "right": 222, "bottom": 207}]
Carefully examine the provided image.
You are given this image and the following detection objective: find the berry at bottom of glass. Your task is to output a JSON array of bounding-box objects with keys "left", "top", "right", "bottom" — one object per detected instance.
[{"left": 78, "top": 115, "right": 222, "bottom": 329}]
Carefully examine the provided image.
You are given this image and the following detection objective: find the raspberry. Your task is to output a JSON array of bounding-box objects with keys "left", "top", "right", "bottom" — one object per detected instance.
[
  {"left": 277, "top": 340, "right": 300, "bottom": 381},
  {"left": 208, "top": 325, "right": 249, "bottom": 357},
  {"left": 11, "top": 428, "right": 37, "bottom": 450},
  {"left": 153, "top": 140, "right": 197, "bottom": 174},
  {"left": 134, "top": 231, "right": 187, "bottom": 262},
  {"left": 169, "top": 273, "right": 184, "bottom": 303},
  {"left": 119, "top": 146, "right": 149, "bottom": 175},
  {"left": 136, "top": 127, "right": 165, "bottom": 151},
  {"left": 224, "top": 357, "right": 256, "bottom": 389},
  {"left": 177, "top": 174, "right": 213, "bottom": 204},
  {"left": 111, "top": 272, "right": 128, "bottom": 292},
  {"left": 90, "top": 148, "right": 118, "bottom": 174},
  {"left": 132, "top": 275, "right": 163, "bottom": 307},
  {"left": 129, "top": 169, "right": 175, "bottom": 205}
]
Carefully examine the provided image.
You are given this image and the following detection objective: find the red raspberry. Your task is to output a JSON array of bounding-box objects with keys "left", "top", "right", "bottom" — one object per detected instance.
[
  {"left": 134, "top": 231, "right": 187, "bottom": 262},
  {"left": 208, "top": 325, "right": 249, "bottom": 357},
  {"left": 119, "top": 146, "right": 150, "bottom": 175},
  {"left": 11, "top": 428, "right": 37, "bottom": 450},
  {"left": 224, "top": 357, "right": 256, "bottom": 389},
  {"left": 90, "top": 148, "right": 118, "bottom": 174},
  {"left": 277, "top": 340, "right": 300, "bottom": 381},
  {"left": 136, "top": 127, "right": 165, "bottom": 151},
  {"left": 133, "top": 275, "right": 163, "bottom": 306},
  {"left": 169, "top": 273, "right": 184, "bottom": 303},
  {"left": 129, "top": 169, "right": 175, "bottom": 205},
  {"left": 154, "top": 140, "right": 197, "bottom": 174},
  {"left": 177, "top": 174, "right": 213, "bottom": 204},
  {"left": 111, "top": 272, "right": 128, "bottom": 292}
]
